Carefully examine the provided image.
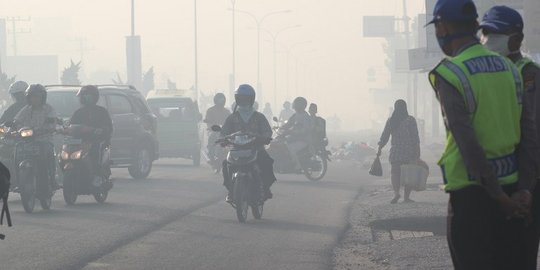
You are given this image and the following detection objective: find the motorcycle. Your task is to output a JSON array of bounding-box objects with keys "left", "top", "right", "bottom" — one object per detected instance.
[
  {"left": 212, "top": 125, "right": 266, "bottom": 223},
  {"left": 206, "top": 130, "right": 227, "bottom": 174},
  {"left": 59, "top": 125, "right": 113, "bottom": 205},
  {"left": 268, "top": 117, "right": 330, "bottom": 181},
  {"left": 2, "top": 122, "right": 57, "bottom": 213}
]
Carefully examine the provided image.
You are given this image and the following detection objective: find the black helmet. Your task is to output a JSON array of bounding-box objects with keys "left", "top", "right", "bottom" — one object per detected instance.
[
  {"left": 77, "top": 85, "right": 100, "bottom": 105},
  {"left": 234, "top": 84, "right": 256, "bottom": 107},
  {"left": 292, "top": 97, "right": 308, "bottom": 112},
  {"left": 25, "top": 84, "right": 47, "bottom": 105},
  {"left": 214, "top": 93, "right": 226, "bottom": 107}
]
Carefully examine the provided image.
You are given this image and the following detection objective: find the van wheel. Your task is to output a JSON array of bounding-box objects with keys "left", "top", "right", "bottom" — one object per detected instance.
[{"left": 129, "top": 147, "right": 153, "bottom": 179}]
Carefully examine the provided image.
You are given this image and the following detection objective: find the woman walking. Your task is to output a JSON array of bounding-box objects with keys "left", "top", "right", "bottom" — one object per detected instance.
[{"left": 378, "top": 100, "right": 420, "bottom": 204}]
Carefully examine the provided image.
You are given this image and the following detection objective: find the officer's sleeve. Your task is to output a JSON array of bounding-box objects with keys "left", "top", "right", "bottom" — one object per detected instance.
[
  {"left": 517, "top": 64, "right": 540, "bottom": 191},
  {"left": 435, "top": 74, "right": 504, "bottom": 198}
]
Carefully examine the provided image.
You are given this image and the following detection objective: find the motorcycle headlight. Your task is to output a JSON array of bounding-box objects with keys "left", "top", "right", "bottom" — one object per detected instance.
[
  {"left": 61, "top": 151, "right": 69, "bottom": 160},
  {"left": 20, "top": 129, "right": 33, "bottom": 138},
  {"left": 70, "top": 150, "right": 83, "bottom": 160}
]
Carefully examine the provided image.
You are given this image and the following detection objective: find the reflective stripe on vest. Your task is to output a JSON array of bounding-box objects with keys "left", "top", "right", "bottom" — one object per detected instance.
[
  {"left": 508, "top": 62, "right": 523, "bottom": 104},
  {"left": 468, "top": 153, "right": 517, "bottom": 180},
  {"left": 442, "top": 61, "right": 477, "bottom": 113}
]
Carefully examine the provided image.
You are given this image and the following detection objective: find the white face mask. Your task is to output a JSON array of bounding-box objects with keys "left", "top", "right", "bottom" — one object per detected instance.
[{"left": 481, "top": 33, "right": 517, "bottom": 56}]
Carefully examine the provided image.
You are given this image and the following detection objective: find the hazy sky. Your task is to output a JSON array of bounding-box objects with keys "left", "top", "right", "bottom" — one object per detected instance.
[{"left": 1, "top": 0, "right": 426, "bottom": 130}]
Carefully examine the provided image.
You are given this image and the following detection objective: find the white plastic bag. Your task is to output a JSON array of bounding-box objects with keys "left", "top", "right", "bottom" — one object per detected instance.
[{"left": 401, "top": 161, "right": 429, "bottom": 191}]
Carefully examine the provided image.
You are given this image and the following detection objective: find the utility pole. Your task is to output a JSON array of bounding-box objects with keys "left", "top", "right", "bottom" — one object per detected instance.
[
  {"left": 126, "top": 0, "right": 142, "bottom": 90},
  {"left": 262, "top": 25, "right": 301, "bottom": 108},
  {"left": 230, "top": 0, "right": 236, "bottom": 98},
  {"left": 194, "top": 0, "right": 199, "bottom": 102},
  {"left": 7, "top": 17, "right": 31, "bottom": 56}
]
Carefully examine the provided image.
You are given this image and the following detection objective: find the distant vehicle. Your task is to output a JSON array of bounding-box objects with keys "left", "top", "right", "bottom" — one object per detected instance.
[
  {"left": 146, "top": 89, "right": 202, "bottom": 166},
  {"left": 47, "top": 85, "right": 159, "bottom": 180}
]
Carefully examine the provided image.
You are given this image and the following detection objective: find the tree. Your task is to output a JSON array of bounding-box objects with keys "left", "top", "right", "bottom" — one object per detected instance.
[
  {"left": 167, "top": 79, "right": 177, "bottom": 90},
  {"left": 61, "top": 60, "right": 82, "bottom": 85},
  {"left": 112, "top": 72, "right": 125, "bottom": 85},
  {"left": 0, "top": 72, "right": 16, "bottom": 101}
]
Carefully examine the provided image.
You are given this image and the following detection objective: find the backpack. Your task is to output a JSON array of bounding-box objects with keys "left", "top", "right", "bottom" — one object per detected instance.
[{"left": 0, "top": 161, "right": 11, "bottom": 240}]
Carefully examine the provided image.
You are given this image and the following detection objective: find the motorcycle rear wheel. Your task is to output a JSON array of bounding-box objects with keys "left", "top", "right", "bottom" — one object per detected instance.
[
  {"left": 40, "top": 196, "right": 52, "bottom": 210},
  {"left": 303, "top": 155, "right": 328, "bottom": 181},
  {"left": 21, "top": 192, "right": 35, "bottom": 213},
  {"left": 252, "top": 203, "right": 264, "bottom": 220},
  {"left": 63, "top": 189, "right": 77, "bottom": 205}
]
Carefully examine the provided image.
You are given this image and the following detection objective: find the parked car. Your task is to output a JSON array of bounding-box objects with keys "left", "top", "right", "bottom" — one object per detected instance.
[
  {"left": 146, "top": 89, "right": 202, "bottom": 166},
  {"left": 47, "top": 85, "right": 159, "bottom": 179}
]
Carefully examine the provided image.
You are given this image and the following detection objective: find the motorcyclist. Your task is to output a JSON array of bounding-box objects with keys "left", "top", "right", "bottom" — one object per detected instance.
[
  {"left": 279, "top": 97, "right": 313, "bottom": 169},
  {"left": 308, "top": 103, "right": 328, "bottom": 150},
  {"left": 0, "top": 81, "right": 28, "bottom": 124},
  {"left": 14, "top": 84, "right": 58, "bottom": 191},
  {"left": 204, "top": 93, "right": 231, "bottom": 164},
  {"left": 279, "top": 101, "right": 294, "bottom": 123},
  {"left": 263, "top": 102, "right": 273, "bottom": 122},
  {"left": 221, "top": 84, "right": 276, "bottom": 201},
  {"left": 68, "top": 85, "right": 113, "bottom": 183}
]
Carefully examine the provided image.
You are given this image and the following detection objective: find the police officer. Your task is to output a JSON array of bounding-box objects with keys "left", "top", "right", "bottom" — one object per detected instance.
[
  {"left": 0, "top": 81, "right": 28, "bottom": 124},
  {"left": 480, "top": 6, "right": 540, "bottom": 269},
  {"left": 427, "top": 0, "right": 533, "bottom": 268}
]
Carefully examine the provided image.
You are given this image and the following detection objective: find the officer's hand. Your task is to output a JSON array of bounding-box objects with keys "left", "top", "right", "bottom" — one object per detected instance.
[
  {"left": 497, "top": 194, "right": 529, "bottom": 219},
  {"left": 511, "top": 190, "right": 532, "bottom": 208}
]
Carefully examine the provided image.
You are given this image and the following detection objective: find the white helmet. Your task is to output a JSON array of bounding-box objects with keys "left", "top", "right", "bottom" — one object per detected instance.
[{"left": 9, "top": 81, "right": 29, "bottom": 95}]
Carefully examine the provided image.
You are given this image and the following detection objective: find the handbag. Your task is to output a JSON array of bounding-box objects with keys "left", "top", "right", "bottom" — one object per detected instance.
[{"left": 369, "top": 155, "right": 383, "bottom": 177}]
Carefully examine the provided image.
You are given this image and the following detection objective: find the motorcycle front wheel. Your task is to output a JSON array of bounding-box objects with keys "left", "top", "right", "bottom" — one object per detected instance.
[
  {"left": 20, "top": 169, "right": 36, "bottom": 213},
  {"left": 233, "top": 178, "right": 248, "bottom": 223}
]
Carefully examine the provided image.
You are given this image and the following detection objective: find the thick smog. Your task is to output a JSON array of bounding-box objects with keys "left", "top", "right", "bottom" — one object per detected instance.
[{"left": 0, "top": 0, "right": 539, "bottom": 269}]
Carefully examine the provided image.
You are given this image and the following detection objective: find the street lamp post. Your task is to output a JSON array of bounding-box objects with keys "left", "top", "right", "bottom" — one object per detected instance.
[
  {"left": 230, "top": 8, "right": 291, "bottom": 104},
  {"left": 284, "top": 41, "right": 311, "bottom": 100},
  {"left": 194, "top": 0, "right": 199, "bottom": 102},
  {"left": 262, "top": 25, "right": 301, "bottom": 107},
  {"left": 230, "top": 0, "right": 236, "bottom": 98}
]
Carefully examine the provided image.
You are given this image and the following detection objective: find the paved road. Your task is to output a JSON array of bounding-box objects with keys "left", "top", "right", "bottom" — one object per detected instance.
[{"left": 0, "top": 159, "right": 364, "bottom": 270}]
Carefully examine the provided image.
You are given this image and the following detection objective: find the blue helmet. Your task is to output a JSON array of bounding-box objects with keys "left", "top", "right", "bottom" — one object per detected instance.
[
  {"left": 234, "top": 84, "right": 256, "bottom": 107},
  {"left": 427, "top": 0, "right": 478, "bottom": 25},
  {"left": 479, "top": 6, "right": 523, "bottom": 34}
]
